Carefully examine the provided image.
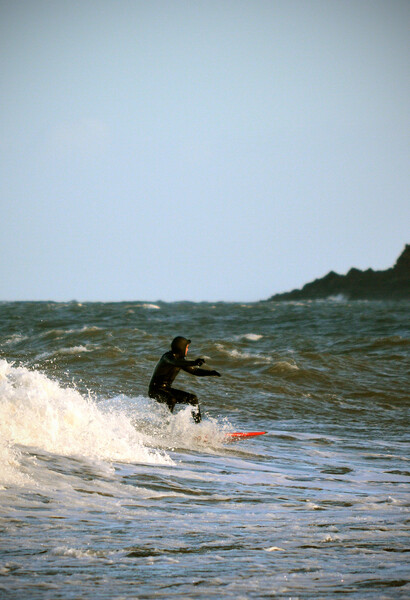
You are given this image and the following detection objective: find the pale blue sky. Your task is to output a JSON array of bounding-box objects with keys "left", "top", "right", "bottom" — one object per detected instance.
[{"left": 1, "top": 0, "right": 409, "bottom": 301}]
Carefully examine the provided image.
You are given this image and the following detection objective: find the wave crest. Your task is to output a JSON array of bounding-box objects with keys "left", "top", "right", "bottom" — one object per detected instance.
[{"left": 0, "top": 360, "right": 172, "bottom": 487}]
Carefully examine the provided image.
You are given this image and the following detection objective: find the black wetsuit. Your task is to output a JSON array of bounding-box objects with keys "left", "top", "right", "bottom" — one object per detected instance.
[{"left": 148, "top": 337, "right": 220, "bottom": 423}]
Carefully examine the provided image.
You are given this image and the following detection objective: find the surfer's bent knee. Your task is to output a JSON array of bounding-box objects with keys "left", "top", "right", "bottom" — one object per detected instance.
[{"left": 187, "top": 394, "right": 199, "bottom": 406}]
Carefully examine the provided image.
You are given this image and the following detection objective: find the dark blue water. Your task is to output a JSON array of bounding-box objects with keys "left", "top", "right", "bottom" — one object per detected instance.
[{"left": 1, "top": 300, "right": 409, "bottom": 598}]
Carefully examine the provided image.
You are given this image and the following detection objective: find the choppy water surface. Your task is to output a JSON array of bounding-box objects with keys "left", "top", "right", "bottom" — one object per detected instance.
[{"left": 0, "top": 300, "right": 409, "bottom": 599}]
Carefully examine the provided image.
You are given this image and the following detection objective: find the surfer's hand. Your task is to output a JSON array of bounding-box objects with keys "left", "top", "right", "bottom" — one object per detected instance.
[
  {"left": 210, "top": 370, "right": 221, "bottom": 377},
  {"left": 194, "top": 358, "right": 205, "bottom": 366}
]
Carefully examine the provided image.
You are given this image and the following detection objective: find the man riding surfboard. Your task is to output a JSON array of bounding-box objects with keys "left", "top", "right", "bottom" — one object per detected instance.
[{"left": 148, "top": 336, "right": 221, "bottom": 423}]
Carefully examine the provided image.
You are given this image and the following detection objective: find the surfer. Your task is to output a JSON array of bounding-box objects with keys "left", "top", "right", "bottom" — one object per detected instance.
[{"left": 148, "top": 336, "right": 221, "bottom": 423}]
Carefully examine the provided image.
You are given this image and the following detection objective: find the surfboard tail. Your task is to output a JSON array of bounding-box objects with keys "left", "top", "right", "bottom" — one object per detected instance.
[{"left": 225, "top": 431, "right": 267, "bottom": 439}]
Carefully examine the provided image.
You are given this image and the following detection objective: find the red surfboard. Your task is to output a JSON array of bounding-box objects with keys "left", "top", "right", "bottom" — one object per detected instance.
[{"left": 225, "top": 431, "right": 267, "bottom": 439}]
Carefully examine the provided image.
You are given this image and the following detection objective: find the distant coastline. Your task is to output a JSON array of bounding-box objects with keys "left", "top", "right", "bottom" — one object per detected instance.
[{"left": 268, "top": 245, "right": 410, "bottom": 301}]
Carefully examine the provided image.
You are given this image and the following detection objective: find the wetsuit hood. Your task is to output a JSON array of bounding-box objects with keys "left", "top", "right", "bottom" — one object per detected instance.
[{"left": 171, "top": 336, "right": 191, "bottom": 357}]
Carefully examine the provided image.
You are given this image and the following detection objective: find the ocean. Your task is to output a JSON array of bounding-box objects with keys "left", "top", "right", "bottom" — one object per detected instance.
[{"left": 0, "top": 300, "right": 409, "bottom": 599}]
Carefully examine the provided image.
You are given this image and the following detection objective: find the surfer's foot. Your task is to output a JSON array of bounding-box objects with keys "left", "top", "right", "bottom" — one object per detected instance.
[{"left": 192, "top": 409, "right": 201, "bottom": 424}]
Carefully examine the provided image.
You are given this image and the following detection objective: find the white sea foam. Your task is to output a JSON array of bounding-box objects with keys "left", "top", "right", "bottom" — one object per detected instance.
[
  {"left": 0, "top": 360, "right": 172, "bottom": 487},
  {"left": 272, "top": 361, "right": 299, "bottom": 372},
  {"left": 51, "top": 546, "right": 108, "bottom": 560},
  {"left": 36, "top": 345, "right": 95, "bottom": 360},
  {"left": 229, "top": 349, "right": 270, "bottom": 361},
  {"left": 327, "top": 294, "right": 348, "bottom": 302},
  {"left": 139, "top": 303, "right": 161, "bottom": 310},
  {"left": 165, "top": 406, "right": 229, "bottom": 447},
  {"left": 321, "top": 535, "right": 341, "bottom": 543},
  {"left": 41, "top": 325, "right": 103, "bottom": 337},
  {"left": 216, "top": 344, "right": 272, "bottom": 363},
  {"left": 2, "top": 334, "right": 29, "bottom": 346},
  {"left": 0, "top": 438, "right": 30, "bottom": 489},
  {"left": 57, "top": 345, "right": 92, "bottom": 354},
  {"left": 128, "top": 397, "right": 230, "bottom": 451},
  {"left": 238, "top": 333, "right": 263, "bottom": 341}
]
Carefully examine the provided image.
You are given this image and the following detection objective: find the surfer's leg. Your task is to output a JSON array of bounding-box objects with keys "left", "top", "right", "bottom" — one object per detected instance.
[
  {"left": 171, "top": 389, "right": 202, "bottom": 423},
  {"left": 149, "top": 388, "right": 177, "bottom": 413},
  {"left": 188, "top": 395, "right": 201, "bottom": 423},
  {"left": 191, "top": 404, "right": 202, "bottom": 423}
]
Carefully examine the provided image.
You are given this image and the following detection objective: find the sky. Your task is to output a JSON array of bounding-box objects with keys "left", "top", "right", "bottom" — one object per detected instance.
[{"left": 1, "top": 0, "right": 409, "bottom": 302}]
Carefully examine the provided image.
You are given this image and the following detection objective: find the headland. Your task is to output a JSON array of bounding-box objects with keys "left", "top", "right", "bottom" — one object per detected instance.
[{"left": 268, "top": 245, "right": 410, "bottom": 301}]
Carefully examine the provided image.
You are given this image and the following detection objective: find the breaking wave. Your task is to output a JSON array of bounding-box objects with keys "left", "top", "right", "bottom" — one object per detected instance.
[{"left": 0, "top": 360, "right": 172, "bottom": 487}]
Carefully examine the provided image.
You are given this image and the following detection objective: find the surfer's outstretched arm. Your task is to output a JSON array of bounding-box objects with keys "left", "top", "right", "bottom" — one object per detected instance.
[
  {"left": 162, "top": 354, "right": 201, "bottom": 369},
  {"left": 163, "top": 353, "right": 221, "bottom": 377},
  {"left": 182, "top": 365, "right": 221, "bottom": 377}
]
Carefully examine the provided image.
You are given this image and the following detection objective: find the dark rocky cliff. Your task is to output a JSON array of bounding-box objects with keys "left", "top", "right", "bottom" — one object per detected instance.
[{"left": 268, "top": 245, "right": 410, "bottom": 301}]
